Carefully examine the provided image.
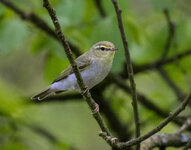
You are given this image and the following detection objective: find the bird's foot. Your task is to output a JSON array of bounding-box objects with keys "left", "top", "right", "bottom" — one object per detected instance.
[
  {"left": 92, "top": 103, "right": 99, "bottom": 115},
  {"left": 82, "top": 86, "right": 89, "bottom": 95}
]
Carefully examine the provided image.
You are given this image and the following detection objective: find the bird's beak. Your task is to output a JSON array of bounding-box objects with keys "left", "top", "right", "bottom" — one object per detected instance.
[{"left": 111, "top": 48, "right": 118, "bottom": 51}]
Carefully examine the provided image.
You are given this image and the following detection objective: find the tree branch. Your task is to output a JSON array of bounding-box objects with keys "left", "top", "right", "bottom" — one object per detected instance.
[
  {"left": 33, "top": 89, "right": 132, "bottom": 141},
  {"left": 91, "top": 87, "right": 132, "bottom": 141},
  {"left": 141, "top": 119, "right": 191, "bottom": 150},
  {"left": 122, "top": 49, "right": 191, "bottom": 78},
  {"left": 94, "top": 0, "right": 106, "bottom": 18},
  {"left": 183, "top": 138, "right": 191, "bottom": 150},
  {"left": 42, "top": 0, "right": 111, "bottom": 142},
  {"left": 111, "top": 74, "right": 190, "bottom": 129},
  {"left": 141, "top": 133, "right": 191, "bottom": 150},
  {"left": 111, "top": 1, "right": 140, "bottom": 149},
  {"left": 158, "top": 67, "right": 185, "bottom": 99},
  {"left": 100, "top": 94, "right": 191, "bottom": 148},
  {"left": 176, "top": 118, "right": 191, "bottom": 134},
  {"left": 161, "top": 9, "right": 175, "bottom": 60},
  {"left": 111, "top": 74, "right": 168, "bottom": 116}
]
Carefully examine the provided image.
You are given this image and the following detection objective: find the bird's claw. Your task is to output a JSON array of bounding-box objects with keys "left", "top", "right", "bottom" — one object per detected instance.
[
  {"left": 82, "top": 86, "right": 89, "bottom": 95},
  {"left": 92, "top": 103, "right": 99, "bottom": 115}
]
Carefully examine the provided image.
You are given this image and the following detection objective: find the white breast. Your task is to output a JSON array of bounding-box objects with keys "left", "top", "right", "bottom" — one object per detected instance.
[{"left": 51, "top": 58, "right": 112, "bottom": 91}]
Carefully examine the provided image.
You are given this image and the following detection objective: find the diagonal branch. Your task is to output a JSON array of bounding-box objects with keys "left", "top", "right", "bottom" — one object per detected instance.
[
  {"left": 157, "top": 9, "right": 186, "bottom": 104},
  {"left": 183, "top": 138, "right": 191, "bottom": 150},
  {"left": 100, "top": 94, "right": 191, "bottom": 148},
  {"left": 121, "top": 49, "right": 191, "bottom": 78},
  {"left": 158, "top": 67, "right": 185, "bottom": 99},
  {"left": 33, "top": 89, "right": 132, "bottom": 141},
  {"left": 141, "top": 118, "right": 191, "bottom": 150},
  {"left": 161, "top": 9, "right": 175, "bottom": 60},
  {"left": 42, "top": 0, "right": 111, "bottom": 141},
  {"left": 112, "top": 74, "right": 191, "bottom": 129},
  {"left": 141, "top": 133, "right": 191, "bottom": 150},
  {"left": 111, "top": 1, "right": 140, "bottom": 149},
  {"left": 94, "top": 0, "right": 106, "bottom": 18},
  {"left": 176, "top": 118, "right": 191, "bottom": 134},
  {"left": 0, "top": 0, "right": 82, "bottom": 56}
]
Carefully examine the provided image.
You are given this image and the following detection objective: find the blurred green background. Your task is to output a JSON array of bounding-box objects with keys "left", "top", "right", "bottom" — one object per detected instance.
[{"left": 0, "top": 0, "right": 191, "bottom": 150}]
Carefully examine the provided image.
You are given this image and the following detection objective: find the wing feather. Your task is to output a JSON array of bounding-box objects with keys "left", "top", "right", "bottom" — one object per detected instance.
[{"left": 52, "top": 53, "right": 91, "bottom": 83}]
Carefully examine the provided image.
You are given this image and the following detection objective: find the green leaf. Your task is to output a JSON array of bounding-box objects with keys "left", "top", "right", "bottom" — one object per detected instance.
[
  {"left": 44, "top": 54, "right": 69, "bottom": 82},
  {"left": 0, "top": 79, "right": 24, "bottom": 117},
  {"left": 147, "top": 0, "right": 175, "bottom": 11},
  {"left": 0, "top": 19, "right": 28, "bottom": 54}
]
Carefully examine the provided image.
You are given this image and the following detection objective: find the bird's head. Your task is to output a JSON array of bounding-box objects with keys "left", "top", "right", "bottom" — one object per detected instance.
[{"left": 91, "top": 41, "right": 118, "bottom": 60}]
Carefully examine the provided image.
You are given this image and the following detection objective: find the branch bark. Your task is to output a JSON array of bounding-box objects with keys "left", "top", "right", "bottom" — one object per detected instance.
[
  {"left": 42, "top": 0, "right": 111, "bottom": 144},
  {"left": 141, "top": 133, "right": 191, "bottom": 150},
  {"left": 161, "top": 9, "right": 175, "bottom": 60},
  {"left": 94, "top": 0, "right": 106, "bottom": 18},
  {"left": 100, "top": 94, "right": 191, "bottom": 149},
  {"left": 111, "top": 1, "right": 140, "bottom": 149},
  {"left": 121, "top": 49, "right": 191, "bottom": 78}
]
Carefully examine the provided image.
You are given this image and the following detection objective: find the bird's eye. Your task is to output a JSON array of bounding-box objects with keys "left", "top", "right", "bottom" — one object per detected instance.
[{"left": 100, "top": 47, "right": 105, "bottom": 51}]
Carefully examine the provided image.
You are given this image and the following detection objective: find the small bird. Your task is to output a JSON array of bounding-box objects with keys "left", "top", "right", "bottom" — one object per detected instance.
[{"left": 31, "top": 41, "right": 118, "bottom": 101}]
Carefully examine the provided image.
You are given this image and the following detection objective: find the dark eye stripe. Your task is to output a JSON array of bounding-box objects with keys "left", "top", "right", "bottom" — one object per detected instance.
[{"left": 100, "top": 47, "right": 105, "bottom": 51}]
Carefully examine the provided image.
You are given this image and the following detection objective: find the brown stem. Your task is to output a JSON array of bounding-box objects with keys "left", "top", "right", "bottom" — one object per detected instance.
[
  {"left": 100, "top": 94, "right": 191, "bottom": 148},
  {"left": 111, "top": 1, "right": 140, "bottom": 149},
  {"left": 141, "top": 133, "right": 191, "bottom": 150},
  {"left": 94, "top": 0, "right": 106, "bottom": 18},
  {"left": 161, "top": 9, "right": 175, "bottom": 60},
  {"left": 43, "top": 0, "right": 111, "bottom": 140}
]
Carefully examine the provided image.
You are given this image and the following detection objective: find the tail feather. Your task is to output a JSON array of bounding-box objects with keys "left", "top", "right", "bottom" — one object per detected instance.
[{"left": 31, "top": 88, "right": 55, "bottom": 100}]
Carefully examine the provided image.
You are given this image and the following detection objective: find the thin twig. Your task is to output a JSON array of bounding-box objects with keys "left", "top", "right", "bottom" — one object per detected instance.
[
  {"left": 158, "top": 67, "right": 185, "bottom": 99},
  {"left": 112, "top": 74, "right": 169, "bottom": 118},
  {"left": 141, "top": 133, "right": 191, "bottom": 150},
  {"left": 121, "top": 49, "right": 191, "bottom": 78},
  {"left": 0, "top": 0, "right": 82, "bottom": 56},
  {"left": 111, "top": 1, "right": 140, "bottom": 149},
  {"left": 91, "top": 88, "right": 132, "bottom": 141},
  {"left": 161, "top": 9, "right": 175, "bottom": 60},
  {"left": 176, "top": 118, "right": 191, "bottom": 134},
  {"left": 158, "top": 9, "right": 185, "bottom": 103},
  {"left": 100, "top": 94, "right": 191, "bottom": 148},
  {"left": 42, "top": 0, "right": 111, "bottom": 140},
  {"left": 94, "top": 0, "right": 106, "bottom": 18},
  {"left": 32, "top": 89, "right": 132, "bottom": 141},
  {"left": 112, "top": 74, "right": 191, "bottom": 130},
  {"left": 183, "top": 138, "right": 191, "bottom": 150}
]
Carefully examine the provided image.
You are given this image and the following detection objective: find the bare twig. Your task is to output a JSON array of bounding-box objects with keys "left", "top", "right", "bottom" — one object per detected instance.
[
  {"left": 100, "top": 94, "right": 191, "bottom": 148},
  {"left": 0, "top": 0, "right": 82, "bottom": 56},
  {"left": 91, "top": 88, "right": 132, "bottom": 141},
  {"left": 176, "top": 118, "right": 191, "bottom": 134},
  {"left": 32, "top": 88, "right": 132, "bottom": 141},
  {"left": 141, "top": 133, "right": 191, "bottom": 150},
  {"left": 121, "top": 49, "right": 191, "bottom": 78},
  {"left": 112, "top": 74, "right": 191, "bottom": 130},
  {"left": 42, "top": 0, "right": 111, "bottom": 140},
  {"left": 158, "top": 68, "right": 185, "bottom": 99},
  {"left": 94, "top": 0, "right": 106, "bottom": 18},
  {"left": 158, "top": 9, "right": 186, "bottom": 103},
  {"left": 161, "top": 9, "right": 175, "bottom": 60},
  {"left": 111, "top": 1, "right": 140, "bottom": 149},
  {"left": 112, "top": 74, "right": 169, "bottom": 118},
  {"left": 183, "top": 138, "right": 191, "bottom": 150}
]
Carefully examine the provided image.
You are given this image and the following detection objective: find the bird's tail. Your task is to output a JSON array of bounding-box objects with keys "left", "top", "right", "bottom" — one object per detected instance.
[{"left": 31, "top": 87, "right": 54, "bottom": 101}]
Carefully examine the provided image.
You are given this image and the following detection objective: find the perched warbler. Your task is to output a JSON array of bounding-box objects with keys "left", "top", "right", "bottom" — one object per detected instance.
[{"left": 32, "top": 41, "right": 118, "bottom": 100}]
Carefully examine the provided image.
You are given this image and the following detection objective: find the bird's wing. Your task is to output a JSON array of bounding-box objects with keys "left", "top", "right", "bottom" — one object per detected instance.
[{"left": 52, "top": 54, "right": 92, "bottom": 83}]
